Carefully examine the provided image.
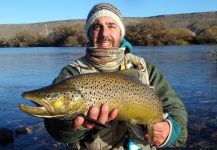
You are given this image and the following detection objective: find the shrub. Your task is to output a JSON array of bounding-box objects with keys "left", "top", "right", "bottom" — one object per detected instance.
[
  {"left": 7, "top": 31, "right": 46, "bottom": 47},
  {"left": 196, "top": 25, "right": 217, "bottom": 44},
  {"left": 47, "top": 24, "right": 87, "bottom": 46},
  {"left": 125, "top": 20, "right": 195, "bottom": 46}
]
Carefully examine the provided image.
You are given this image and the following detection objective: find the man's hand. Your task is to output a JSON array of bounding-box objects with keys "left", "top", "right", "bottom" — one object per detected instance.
[
  {"left": 72, "top": 103, "right": 118, "bottom": 129},
  {"left": 145, "top": 121, "right": 170, "bottom": 147}
]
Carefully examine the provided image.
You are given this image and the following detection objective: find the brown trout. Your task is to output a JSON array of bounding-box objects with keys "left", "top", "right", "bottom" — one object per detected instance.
[{"left": 19, "top": 70, "right": 163, "bottom": 138}]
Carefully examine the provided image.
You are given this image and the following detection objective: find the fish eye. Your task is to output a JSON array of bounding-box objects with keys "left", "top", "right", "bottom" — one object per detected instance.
[
  {"left": 44, "top": 93, "right": 59, "bottom": 100},
  {"left": 45, "top": 94, "right": 51, "bottom": 100}
]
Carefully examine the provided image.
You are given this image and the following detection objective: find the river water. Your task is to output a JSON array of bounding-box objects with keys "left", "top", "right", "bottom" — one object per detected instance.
[{"left": 0, "top": 45, "right": 216, "bottom": 149}]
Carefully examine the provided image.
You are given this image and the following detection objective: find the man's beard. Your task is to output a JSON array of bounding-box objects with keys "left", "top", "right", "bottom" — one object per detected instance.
[{"left": 92, "top": 36, "right": 120, "bottom": 48}]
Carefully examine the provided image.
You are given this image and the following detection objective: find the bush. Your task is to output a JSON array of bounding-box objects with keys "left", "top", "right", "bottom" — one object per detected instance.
[
  {"left": 160, "top": 28, "right": 194, "bottom": 45},
  {"left": 125, "top": 20, "right": 195, "bottom": 46},
  {"left": 47, "top": 24, "right": 87, "bottom": 46},
  {"left": 196, "top": 25, "right": 217, "bottom": 44},
  {"left": 0, "top": 39, "right": 8, "bottom": 47},
  {"left": 7, "top": 31, "right": 47, "bottom": 47}
]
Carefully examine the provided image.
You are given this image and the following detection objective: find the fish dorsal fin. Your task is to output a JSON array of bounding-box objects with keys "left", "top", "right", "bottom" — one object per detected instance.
[{"left": 117, "top": 69, "right": 143, "bottom": 84}]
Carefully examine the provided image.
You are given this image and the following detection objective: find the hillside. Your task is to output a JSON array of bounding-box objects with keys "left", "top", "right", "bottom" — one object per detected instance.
[{"left": 0, "top": 11, "right": 217, "bottom": 39}]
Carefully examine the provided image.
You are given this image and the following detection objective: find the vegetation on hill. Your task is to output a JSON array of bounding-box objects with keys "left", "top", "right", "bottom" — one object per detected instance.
[
  {"left": 125, "top": 20, "right": 195, "bottom": 46},
  {"left": 0, "top": 12, "right": 217, "bottom": 47},
  {"left": 0, "top": 20, "right": 216, "bottom": 47},
  {"left": 46, "top": 23, "right": 86, "bottom": 47},
  {"left": 196, "top": 25, "right": 217, "bottom": 44},
  {"left": 0, "top": 24, "right": 87, "bottom": 47}
]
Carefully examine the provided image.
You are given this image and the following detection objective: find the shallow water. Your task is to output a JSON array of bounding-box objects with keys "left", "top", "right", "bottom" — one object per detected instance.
[{"left": 0, "top": 45, "right": 216, "bottom": 149}]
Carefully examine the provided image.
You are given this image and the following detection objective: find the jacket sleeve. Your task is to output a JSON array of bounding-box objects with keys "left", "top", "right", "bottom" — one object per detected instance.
[
  {"left": 44, "top": 65, "right": 90, "bottom": 144},
  {"left": 146, "top": 60, "right": 188, "bottom": 147}
]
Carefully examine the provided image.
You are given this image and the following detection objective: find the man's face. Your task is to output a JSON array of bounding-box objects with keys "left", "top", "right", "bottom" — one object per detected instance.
[{"left": 89, "top": 16, "right": 122, "bottom": 48}]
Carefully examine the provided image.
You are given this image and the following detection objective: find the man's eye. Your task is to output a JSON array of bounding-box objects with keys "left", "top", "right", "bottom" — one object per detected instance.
[
  {"left": 109, "top": 25, "right": 116, "bottom": 29},
  {"left": 108, "top": 24, "right": 117, "bottom": 29},
  {"left": 92, "top": 24, "right": 100, "bottom": 30}
]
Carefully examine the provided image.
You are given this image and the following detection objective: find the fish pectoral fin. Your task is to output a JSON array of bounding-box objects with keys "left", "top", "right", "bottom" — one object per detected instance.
[{"left": 81, "top": 115, "right": 110, "bottom": 128}]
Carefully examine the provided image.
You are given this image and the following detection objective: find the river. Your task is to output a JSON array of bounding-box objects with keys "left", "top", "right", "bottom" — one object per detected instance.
[{"left": 0, "top": 45, "right": 216, "bottom": 149}]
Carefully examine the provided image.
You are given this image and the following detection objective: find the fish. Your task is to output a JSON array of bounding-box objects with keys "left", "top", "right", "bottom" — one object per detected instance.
[{"left": 19, "top": 69, "right": 163, "bottom": 143}]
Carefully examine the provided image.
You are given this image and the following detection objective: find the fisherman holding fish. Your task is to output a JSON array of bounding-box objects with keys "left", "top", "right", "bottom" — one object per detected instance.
[{"left": 21, "top": 3, "right": 188, "bottom": 150}]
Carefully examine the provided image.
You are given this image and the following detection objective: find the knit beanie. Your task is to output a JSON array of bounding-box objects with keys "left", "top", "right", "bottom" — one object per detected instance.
[{"left": 84, "top": 3, "right": 125, "bottom": 38}]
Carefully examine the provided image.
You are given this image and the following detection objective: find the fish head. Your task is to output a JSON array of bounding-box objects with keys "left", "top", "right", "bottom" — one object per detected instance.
[{"left": 19, "top": 84, "right": 85, "bottom": 119}]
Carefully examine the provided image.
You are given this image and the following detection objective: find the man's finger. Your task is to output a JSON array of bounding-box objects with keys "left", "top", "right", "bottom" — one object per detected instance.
[
  {"left": 97, "top": 103, "right": 109, "bottom": 124},
  {"left": 153, "top": 137, "right": 162, "bottom": 147},
  {"left": 73, "top": 116, "right": 84, "bottom": 129},
  {"left": 108, "top": 109, "right": 118, "bottom": 121},
  {"left": 153, "top": 130, "right": 164, "bottom": 139},
  {"left": 153, "top": 121, "right": 169, "bottom": 132},
  {"left": 85, "top": 106, "right": 99, "bottom": 128},
  {"left": 144, "top": 133, "right": 149, "bottom": 141}
]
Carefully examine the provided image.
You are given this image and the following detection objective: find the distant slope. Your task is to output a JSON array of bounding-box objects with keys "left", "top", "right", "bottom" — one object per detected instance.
[
  {"left": 0, "top": 11, "right": 217, "bottom": 39},
  {"left": 148, "top": 11, "right": 217, "bottom": 33},
  {"left": 0, "top": 20, "right": 84, "bottom": 39}
]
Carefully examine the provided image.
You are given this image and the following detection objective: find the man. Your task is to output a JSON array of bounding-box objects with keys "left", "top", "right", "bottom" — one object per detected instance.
[{"left": 44, "top": 3, "right": 187, "bottom": 150}]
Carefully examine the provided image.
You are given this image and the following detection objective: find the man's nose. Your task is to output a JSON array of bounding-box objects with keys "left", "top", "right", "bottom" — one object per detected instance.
[{"left": 99, "top": 27, "right": 109, "bottom": 37}]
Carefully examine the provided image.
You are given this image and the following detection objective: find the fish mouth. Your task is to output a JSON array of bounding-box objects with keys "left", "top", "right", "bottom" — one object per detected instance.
[{"left": 19, "top": 92, "right": 65, "bottom": 118}]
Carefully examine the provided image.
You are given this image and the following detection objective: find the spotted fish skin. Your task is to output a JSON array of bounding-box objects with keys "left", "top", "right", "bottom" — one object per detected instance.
[{"left": 19, "top": 70, "right": 163, "bottom": 125}]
